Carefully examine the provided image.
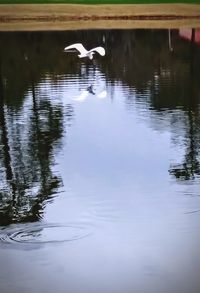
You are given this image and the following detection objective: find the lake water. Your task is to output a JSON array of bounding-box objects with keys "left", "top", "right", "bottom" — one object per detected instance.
[{"left": 0, "top": 29, "right": 200, "bottom": 293}]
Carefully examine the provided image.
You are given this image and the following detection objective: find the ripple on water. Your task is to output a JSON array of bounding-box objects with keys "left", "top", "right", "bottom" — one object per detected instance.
[{"left": 0, "top": 222, "right": 93, "bottom": 247}]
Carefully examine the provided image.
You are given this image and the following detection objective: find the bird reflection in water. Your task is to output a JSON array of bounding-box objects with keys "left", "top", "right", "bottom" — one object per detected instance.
[{"left": 72, "top": 84, "right": 107, "bottom": 102}]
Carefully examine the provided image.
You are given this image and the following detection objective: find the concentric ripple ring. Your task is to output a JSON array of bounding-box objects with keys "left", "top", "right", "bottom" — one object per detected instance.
[{"left": 0, "top": 222, "right": 93, "bottom": 246}]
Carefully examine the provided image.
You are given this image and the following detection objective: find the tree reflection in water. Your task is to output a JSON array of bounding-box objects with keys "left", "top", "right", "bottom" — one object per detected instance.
[
  {"left": 0, "top": 45, "right": 74, "bottom": 225},
  {"left": 169, "top": 29, "right": 200, "bottom": 181}
]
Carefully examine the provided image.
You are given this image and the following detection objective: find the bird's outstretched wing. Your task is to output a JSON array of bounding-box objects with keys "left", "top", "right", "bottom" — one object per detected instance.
[
  {"left": 64, "top": 43, "right": 88, "bottom": 54},
  {"left": 89, "top": 47, "right": 105, "bottom": 56}
]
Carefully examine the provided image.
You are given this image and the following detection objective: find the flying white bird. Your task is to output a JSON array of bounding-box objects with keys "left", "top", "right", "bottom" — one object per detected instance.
[{"left": 64, "top": 43, "right": 105, "bottom": 60}]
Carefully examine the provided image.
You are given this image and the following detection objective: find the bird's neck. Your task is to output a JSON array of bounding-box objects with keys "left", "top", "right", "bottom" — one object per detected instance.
[{"left": 88, "top": 52, "right": 94, "bottom": 60}]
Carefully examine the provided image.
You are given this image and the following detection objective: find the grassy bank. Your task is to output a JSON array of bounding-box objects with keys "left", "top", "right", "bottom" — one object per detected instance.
[
  {"left": 0, "top": 2, "right": 200, "bottom": 31},
  {"left": 0, "top": 0, "right": 200, "bottom": 4}
]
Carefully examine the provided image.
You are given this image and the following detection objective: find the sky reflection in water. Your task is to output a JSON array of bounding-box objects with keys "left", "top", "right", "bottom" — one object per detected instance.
[{"left": 0, "top": 29, "right": 200, "bottom": 293}]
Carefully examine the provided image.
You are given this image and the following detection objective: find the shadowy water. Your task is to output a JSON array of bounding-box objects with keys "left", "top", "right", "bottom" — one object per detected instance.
[{"left": 0, "top": 29, "right": 200, "bottom": 293}]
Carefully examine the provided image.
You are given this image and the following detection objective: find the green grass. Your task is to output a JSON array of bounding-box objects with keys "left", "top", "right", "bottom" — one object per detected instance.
[{"left": 0, "top": 0, "right": 200, "bottom": 4}]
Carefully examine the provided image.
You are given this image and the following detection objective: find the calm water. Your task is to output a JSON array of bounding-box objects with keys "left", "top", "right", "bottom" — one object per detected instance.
[{"left": 0, "top": 29, "right": 200, "bottom": 293}]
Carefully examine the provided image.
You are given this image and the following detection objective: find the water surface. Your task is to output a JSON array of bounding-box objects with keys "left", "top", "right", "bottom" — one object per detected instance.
[{"left": 0, "top": 29, "right": 200, "bottom": 293}]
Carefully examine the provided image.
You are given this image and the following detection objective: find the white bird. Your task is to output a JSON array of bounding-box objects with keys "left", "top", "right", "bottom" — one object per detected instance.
[{"left": 64, "top": 43, "right": 105, "bottom": 60}]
